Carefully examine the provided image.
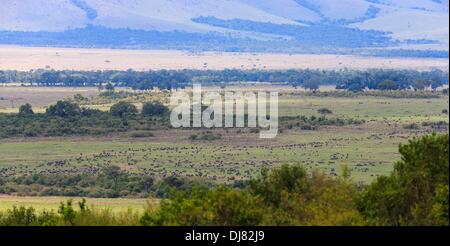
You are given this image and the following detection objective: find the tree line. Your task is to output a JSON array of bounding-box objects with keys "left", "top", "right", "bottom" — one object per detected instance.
[
  {"left": 0, "top": 165, "right": 210, "bottom": 199},
  {"left": 0, "top": 100, "right": 169, "bottom": 139},
  {"left": 0, "top": 98, "right": 366, "bottom": 139},
  {"left": 1, "top": 69, "right": 448, "bottom": 91}
]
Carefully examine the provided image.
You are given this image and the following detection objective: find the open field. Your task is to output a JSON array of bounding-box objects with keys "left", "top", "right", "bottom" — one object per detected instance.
[
  {"left": 0, "top": 87, "right": 99, "bottom": 112},
  {"left": 0, "top": 127, "right": 421, "bottom": 184},
  {"left": 0, "top": 86, "right": 448, "bottom": 216},
  {"left": 1, "top": 119, "right": 447, "bottom": 184},
  {"left": 2, "top": 86, "right": 448, "bottom": 124},
  {"left": 278, "top": 95, "right": 449, "bottom": 122},
  {"left": 0, "top": 46, "right": 448, "bottom": 71},
  {"left": 0, "top": 87, "right": 448, "bottom": 184},
  {"left": 0, "top": 195, "right": 151, "bottom": 213}
]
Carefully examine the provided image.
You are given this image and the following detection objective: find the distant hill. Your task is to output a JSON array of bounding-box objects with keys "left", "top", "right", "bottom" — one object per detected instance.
[{"left": 0, "top": 0, "right": 448, "bottom": 56}]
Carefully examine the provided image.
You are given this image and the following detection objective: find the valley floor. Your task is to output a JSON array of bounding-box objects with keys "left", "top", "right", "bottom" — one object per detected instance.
[{"left": 0, "top": 46, "right": 448, "bottom": 71}]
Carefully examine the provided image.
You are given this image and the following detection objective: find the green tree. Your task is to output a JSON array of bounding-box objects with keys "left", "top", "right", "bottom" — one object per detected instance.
[
  {"left": 430, "top": 184, "right": 449, "bottom": 225},
  {"left": 58, "top": 200, "right": 77, "bottom": 226},
  {"left": 18, "top": 103, "right": 34, "bottom": 116},
  {"left": 249, "top": 165, "right": 362, "bottom": 225},
  {"left": 317, "top": 108, "right": 333, "bottom": 115},
  {"left": 141, "top": 176, "right": 154, "bottom": 194},
  {"left": 303, "top": 77, "right": 320, "bottom": 92},
  {"left": 105, "top": 82, "right": 115, "bottom": 91},
  {"left": 377, "top": 80, "right": 398, "bottom": 90},
  {"left": 142, "top": 101, "right": 169, "bottom": 116},
  {"left": 110, "top": 102, "right": 138, "bottom": 118},
  {"left": 46, "top": 101, "right": 81, "bottom": 117},
  {"left": 101, "top": 165, "right": 126, "bottom": 195},
  {"left": 357, "top": 134, "right": 449, "bottom": 225},
  {"left": 38, "top": 71, "right": 60, "bottom": 86},
  {"left": 249, "top": 165, "right": 309, "bottom": 206},
  {"left": 141, "top": 186, "right": 265, "bottom": 226},
  {"left": 412, "top": 79, "right": 431, "bottom": 91}
]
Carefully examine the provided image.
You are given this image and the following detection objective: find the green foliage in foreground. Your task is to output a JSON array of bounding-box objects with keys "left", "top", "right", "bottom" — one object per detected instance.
[
  {"left": 357, "top": 133, "right": 449, "bottom": 225},
  {"left": 142, "top": 166, "right": 362, "bottom": 226},
  {"left": 0, "top": 199, "right": 141, "bottom": 226},
  {"left": 0, "top": 134, "right": 448, "bottom": 226}
]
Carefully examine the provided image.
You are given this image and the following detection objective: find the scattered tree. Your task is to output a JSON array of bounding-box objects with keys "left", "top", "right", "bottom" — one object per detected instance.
[
  {"left": 18, "top": 103, "right": 34, "bottom": 116},
  {"left": 110, "top": 102, "right": 138, "bottom": 118},
  {"left": 46, "top": 101, "right": 81, "bottom": 117},
  {"left": 142, "top": 101, "right": 169, "bottom": 116}
]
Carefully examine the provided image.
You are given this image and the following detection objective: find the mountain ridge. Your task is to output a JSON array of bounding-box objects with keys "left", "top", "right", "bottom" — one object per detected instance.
[{"left": 0, "top": 0, "right": 448, "bottom": 54}]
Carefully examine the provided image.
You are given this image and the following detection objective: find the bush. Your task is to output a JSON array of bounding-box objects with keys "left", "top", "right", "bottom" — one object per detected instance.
[
  {"left": 317, "top": 108, "right": 333, "bottom": 115},
  {"left": 110, "top": 102, "right": 138, "bottom": 118},
  {"left": 142, "top": 101, "right": 169, "bottom": 116},
  {"left": 105, "top": 82, "right": 115, "bottom": 91},
  {"left": 403, "top": 123, "right": 419, "bottom": 130},
  {"left": 46, "top": 101, "right": 81, "bottom": 117},
  {"left": 130, "top": 131, "right": 155, "bottom": 138},
  {"left": 0, "top": 200, "right": 141, "bottom": 226},
  {"left": 140, "top": 186, "right": 266, "bottom": 226},
  {"left": 141, "top": 164, "right": 363, "bottom": 226},
  {"left": 189, "top": 132, "right": 222, "bottom": 141},
  {"left": 18, "top": 103, "right": 34, "bottom": 116},
  {"left": 377, "top": 80, "right": 398, "bottom": 90},
  {"left": 357, "top": 134, "right": 449, "bottom": 225}
]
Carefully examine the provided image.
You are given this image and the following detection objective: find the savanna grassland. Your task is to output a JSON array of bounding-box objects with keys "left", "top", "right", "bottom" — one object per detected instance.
[
  {"left": 0, "top": 195, "right": 150, "bottom": 213},
  {"left": 1, "top": 46, "right": 448, "bottom": 71},
  {"left": 0, "top": 86, "right": 448, "bottom": 185},
  {"left": 0, "top": 84, "right": 448, "bottom": 225}
]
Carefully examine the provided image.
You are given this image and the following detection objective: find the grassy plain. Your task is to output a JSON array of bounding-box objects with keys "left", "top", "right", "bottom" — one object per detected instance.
[
  {"left": 0, "top": 86, "right": 99, "bottom": 113},
  {"left": 0, "top": 85, "right": 448, "bottom": 211},
  {"left": 0, "top": 46, "right": 448, "bottom": 71},
  {"left": 0, "top": 86, "right": 448, "bottom": 183},
  {"left": 0, "top": 195, "right": 151, "bottom": 213}
]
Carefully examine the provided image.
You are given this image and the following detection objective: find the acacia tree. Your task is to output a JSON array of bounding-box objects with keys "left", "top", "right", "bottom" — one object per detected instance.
[{"left": 18, "top": 103, "right": 34, "bottom": 116}]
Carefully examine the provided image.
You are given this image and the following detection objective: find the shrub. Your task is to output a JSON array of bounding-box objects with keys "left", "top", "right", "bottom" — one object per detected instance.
[
  {"left": 317, "top": 108, "right": 333, "bottom": 115},
  {"left": 73, "top": 94, "right": 88, "bottom": 101},
  {"left": 140, "top": 186, "right": 266, "bottom": 226},
  {"left": 110, "top": 102, "right": 138, "bottom": 118},
  {"left": 403, "top": 123, "right": 419, "bottom": 130},
  {"left": 105, "top": 82, "right": 115, "bottom": 91},
  {"left": 377, "top": 80, "right": 398, "bottom": 90},
  {"left": 46, "top": 101, "right": 81, "bottom": 117},
  {"left": 189, "top": 132, "right": 222, "bottom": 141},
  {"left": 357, "top": 134, "right": 449, "bottom": 225},
  {"left": 130, "top": 131, "right": 155, "bottom": 138},
  {"left": 18, "top": 103, "right": 34, "bottom": 116},
  {"left": 142, "top": 101, "right": 169, "bottom": 116}
]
